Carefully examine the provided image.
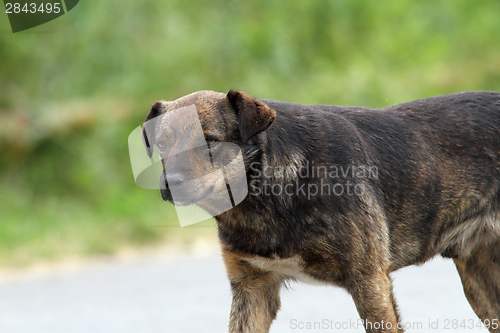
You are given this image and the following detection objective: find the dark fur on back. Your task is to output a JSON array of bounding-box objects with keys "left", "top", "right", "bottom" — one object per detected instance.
[{"left": 219, "top": 91, "right": 500, "bottom": 270}]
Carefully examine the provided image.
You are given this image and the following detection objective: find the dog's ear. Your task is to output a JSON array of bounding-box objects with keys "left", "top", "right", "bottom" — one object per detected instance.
[
  {"left": 142, "top": 101, "right": 164, "bottom": 158},
  {"left": 227, "top": 90, "right": 276, "bottom": 142}
]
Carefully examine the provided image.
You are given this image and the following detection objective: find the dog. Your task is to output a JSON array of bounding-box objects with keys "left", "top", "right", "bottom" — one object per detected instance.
[{"left": 141, "top": 90, "right": 500, "bottom": 333}]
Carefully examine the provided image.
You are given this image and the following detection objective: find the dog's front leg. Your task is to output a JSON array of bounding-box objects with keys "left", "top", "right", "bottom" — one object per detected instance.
[
  {"left": 222, "top": 249, "right": 284, "bottom": 333},
  {"left": 454, "top": 240, "right": 500, "bottom": 333},
  {"left": 348, "top": 270, "right": 403, "bottom": 333}
]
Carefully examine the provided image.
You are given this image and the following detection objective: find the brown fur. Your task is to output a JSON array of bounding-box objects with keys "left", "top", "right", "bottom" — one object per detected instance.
[
  {"left": 454, "top": 240, "right": 500, "bottom": 333},
  {"left": 222, "top": 247, "right": 284, "bottom": 333}
]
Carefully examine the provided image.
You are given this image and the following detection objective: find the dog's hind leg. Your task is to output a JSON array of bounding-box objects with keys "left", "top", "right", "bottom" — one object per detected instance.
[
  {"left": 454, "top": 240, "right": 500, "bottom": 333},
  {"left": 222, "top": 248, "right": 284, "bottom": 333},
  {"left": 348, "top": 269, "right": 404, "bottom": 333}
]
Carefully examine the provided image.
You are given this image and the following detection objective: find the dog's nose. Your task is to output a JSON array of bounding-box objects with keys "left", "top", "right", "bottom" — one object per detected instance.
[{"left": 166, "top": 173, "right": 186, "bottom": 187}]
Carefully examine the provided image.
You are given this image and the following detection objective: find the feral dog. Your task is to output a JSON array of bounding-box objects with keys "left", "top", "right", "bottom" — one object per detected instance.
[{"left": 142, "top": 90, "right": 500, "bottom": 332}]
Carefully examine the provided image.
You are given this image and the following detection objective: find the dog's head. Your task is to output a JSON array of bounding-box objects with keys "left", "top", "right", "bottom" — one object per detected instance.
[{"left": 141, "top": 90, "right": 276, "bottom": 214}]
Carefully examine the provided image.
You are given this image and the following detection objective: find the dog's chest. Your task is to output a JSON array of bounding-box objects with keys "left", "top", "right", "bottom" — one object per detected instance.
[{"left": 242, "top": 255, "right": 323, "bottom": 285}]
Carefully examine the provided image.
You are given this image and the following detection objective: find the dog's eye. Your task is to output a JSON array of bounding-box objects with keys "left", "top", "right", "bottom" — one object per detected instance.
[
  {"left": 206, "top": 138, "right": 218, "bottom": 147},
  {"left": 157, "top": 141, "right": 167, "bottom": 150}
]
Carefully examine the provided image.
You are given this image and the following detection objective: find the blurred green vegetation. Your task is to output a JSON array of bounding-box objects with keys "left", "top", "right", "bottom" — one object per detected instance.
[{"left": 1, "top": 0, "right": 500, "bottom": 265}]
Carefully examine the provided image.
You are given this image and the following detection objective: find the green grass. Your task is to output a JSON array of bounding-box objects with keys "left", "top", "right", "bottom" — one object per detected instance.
[{"left": 1, "top": 0, "right": 500, "bottom": 265}]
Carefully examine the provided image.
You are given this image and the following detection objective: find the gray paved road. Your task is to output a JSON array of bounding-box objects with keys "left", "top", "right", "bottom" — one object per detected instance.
[{"left": 0, "top": 252, "right": 488, "bottom": 333}]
